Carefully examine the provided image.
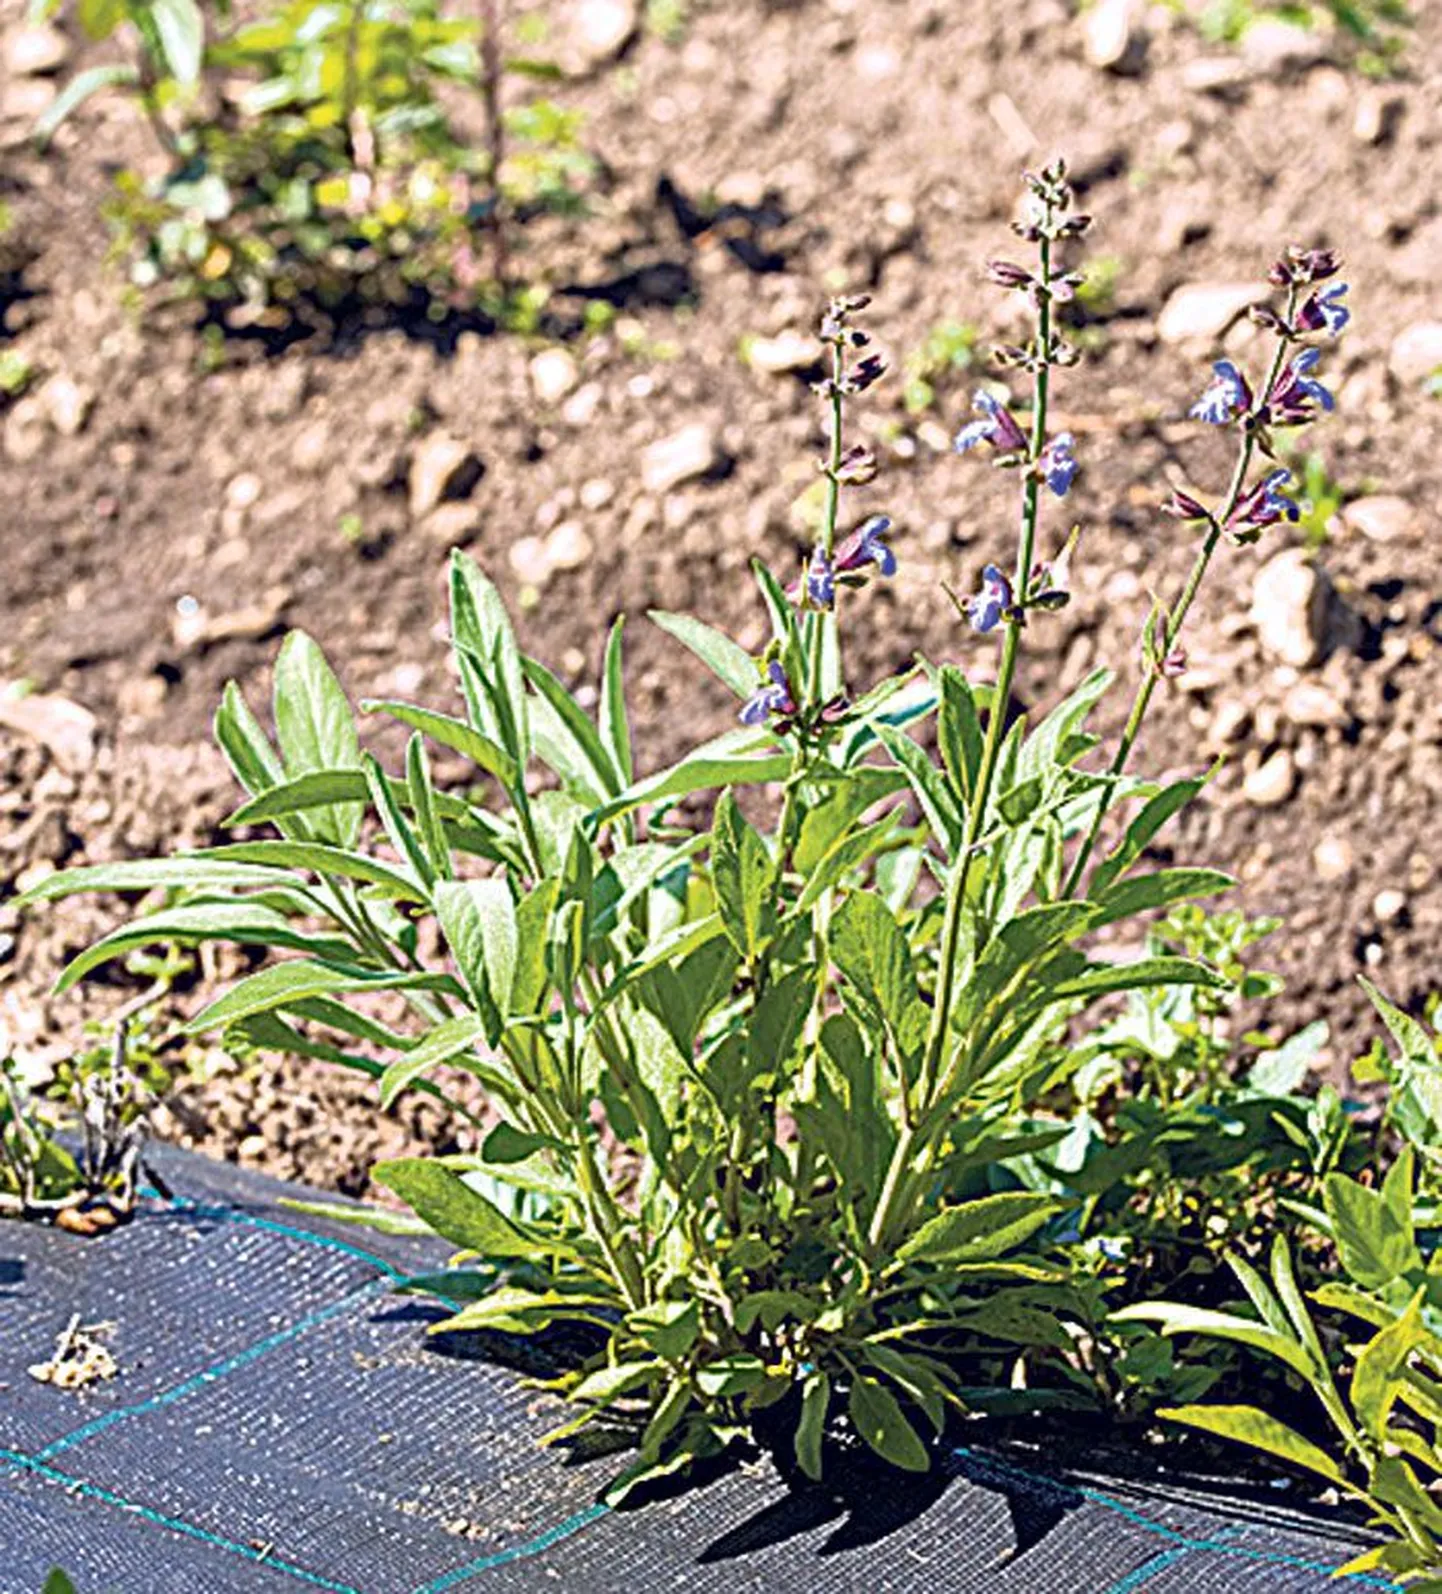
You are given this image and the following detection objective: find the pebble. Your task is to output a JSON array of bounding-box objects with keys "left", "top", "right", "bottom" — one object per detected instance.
[
  {"left": 0, "top": 686, "right": 97, "bottom": 773},
  {"left": 1208, "top": 698, "right": 1251, "bottom": 746},
  {"left": 1156, "top": 282, "right": 1258, "bottom": 345},
  {"left": 641, "top": 423, "right": 722, "bottom": 495},
  {"left": 408, "top": 434, "right": 483, "bottom": 520},
  {"left": 1239, "top": 18, "right": 1325, "bottom": 76},
  {"left": 292, "top": 423, "right": 330, "bottom": 475},
  {"left": 2, "top": 395, "right": 46, "bottom": 462},
  {"left": 1342, "top": 494, "right": 1417, "bottom": 544},
  {"left": 1388, "top": 322, "right": 1442, "bottom": 387},
  {"left": 1313, "top": 835, "right": 1354, "bottom": 883},
  {"left": 1373, "top": 888, "right": 1408, "bottom": 925},
  {"left": 172, "top": 586, "right": 289, "bottom": 650},
  {"left": 562, "top": 383, "right": 603, "bottom": 428},
  {"left": 744, "top": 330, "right": 823, "bottom": 376},
  {"left": 557, "top": 0, "right": 638, "bottom": 75},
  {"left": 1083, "top": 0, "right": 1147, "bottom": 75},
  {"left": 1244, "top": 749, "right": 1297, "bottom": 808},
  {"left": 423, "top": 502, "right": 483, "bottom": 546},
  {"left": 579, "top": 477, "right": 615, "bottom": 511},
  {"left": 1353, "top": 88, "right": 1402, "bottom": 146},
  {"left": 1250, "top": 548, "right": 1331, "bottom": 668},
  {"left": 38, "top": 375, "right": 93, "bottom": 437},
  {"left": 529, "top": 348, "right": 581, "bottom": 405},
  {"left": 225, "top": 471, "right": 263, "bottom": 511},
  {"left": 1283, "top": 681, "right": 1348, "bottom": 729},
  {"left": 508, "top": 521, "right": 592, "bottom": 586},
  {"left": 4, "top": 23, "right": 68, "bottom": 77}
]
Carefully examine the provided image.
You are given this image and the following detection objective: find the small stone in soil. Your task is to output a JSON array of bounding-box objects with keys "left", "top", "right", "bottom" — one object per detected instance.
[
  {"left": 641, "top": 423, "right": 723, "bottom": 495},
  {"left": 1243, "top": 749, "right": 1298, "bottom": 808}
]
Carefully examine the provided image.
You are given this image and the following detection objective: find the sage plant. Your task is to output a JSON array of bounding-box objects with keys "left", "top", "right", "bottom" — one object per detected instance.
[{"left": 21, "top": 167, "right": 1347, "bottom": 1490}]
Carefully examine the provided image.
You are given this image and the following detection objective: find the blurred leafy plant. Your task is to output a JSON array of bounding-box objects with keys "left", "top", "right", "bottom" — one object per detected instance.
[
  {"left": 1169, "top": 0, "right": 1411, "bottom": 73},
  {"left": 39, "top": 0, "right": 594, "bottom": 331},
  {"left": 901, "top": 319, "right": 978, "bottom": 414}
]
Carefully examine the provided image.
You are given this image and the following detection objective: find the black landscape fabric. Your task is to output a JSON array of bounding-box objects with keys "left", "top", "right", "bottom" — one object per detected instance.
[{"left": 0, "top": 1148, "right": 1397, "bottom": 1593}]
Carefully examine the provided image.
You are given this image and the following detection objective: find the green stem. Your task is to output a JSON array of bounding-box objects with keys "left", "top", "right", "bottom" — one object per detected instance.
[
  {"left": 807, "top": 340, "right": 847, "bottom": 709},
  {"left": 867, "top": 221, "right": 1056, "bottom": 1259},
  {"left": 1062, "top": 288, "right": 1299, "bottom": 899}
]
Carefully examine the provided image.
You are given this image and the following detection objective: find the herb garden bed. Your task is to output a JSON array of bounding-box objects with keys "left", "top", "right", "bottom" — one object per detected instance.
[{"left": 1, "top": 1147, "right": 1386, "bottom": 1593}]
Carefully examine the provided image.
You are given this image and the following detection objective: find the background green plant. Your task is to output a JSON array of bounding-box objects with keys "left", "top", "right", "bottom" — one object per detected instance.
[{"left": 36, "top": 0, "right": 594, "bottom": 329}]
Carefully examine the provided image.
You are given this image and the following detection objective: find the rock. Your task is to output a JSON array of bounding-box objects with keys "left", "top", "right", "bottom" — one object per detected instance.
[
  {"left": 579, "top": 477, "right": 615, "bottom": 511},
  {"left": 557, "top": 0, "right": 638, "bottom": 76},
  {"left": 409, "top": 434, "right": 483, "bottom": 519},
  {"left": 529, "top": 348, "right": 580, "bottom": 405},
  {"left": 2, "top": 395, "right": 46, "bottom": 463},
  {"left": 38, "top": 375, "right": 93, "bottom": 436},
  {"left": 1244, "top": 749, "right": 1297, "bottom": 808},
  {"left": 0, "top": 686, "right": 97, "bottom": 773},
  {"left": 641, "top": 423, "right": 722, "bottom": 495},
  {"left": 1388, "top": 322, "right": 1442, "bottom": 387},
  {"left": 1239, "top": 18, "right": 1325, "bottom": 76},
  {"left": 744, "top": 330, "right": 824, "bottom": 376},
  {"left": 172, "top": 586, "right": 288, "bottom": 650},
  {"left": 225, "top": 471, "right": 263, "bottom": 511},
  {"left": 508, "top": 521, "right": 593, "bottom": 587},
  {"left": 1353, "top": 88, "right": 1402, "bottom": 146},
  {"left": 1283, "top": 681, "right": 1348, "bottom": 729},
  {"left": 1250, "top": 548, "right": 1334, "bottom": 668},
  {"left": 1208, "top": 698, "right": 1251, "bottom": 747},
  {"left": 1180, "top": 56, "right": 1249, "bottom": 95},
  {"left": 1373, "top": 888, "right": 1408, "bottom": 925},
  {"left": 4, "top": 24, "right": 68, "bottom": 77},
  {"left": 1156, "top": 282, "right": 1258, "bottom": 345},
  {"left": 562, "top": 383, "right": 603, "bottom": 428},
  {"left": 1313, "top": 835, "right": 1354, "bottom": 883},
  {"left": 1342, "top": 494, "right": 1418, "bottom": 544},
  {"left": 292, "top": 423, "right": 330, "bottom": 475},
  {"left": 1083, "top": 0, "right": 1147, "bottom": 75},
  {"left": 423, "top": 502, "right": 483, "bottom": 545}
]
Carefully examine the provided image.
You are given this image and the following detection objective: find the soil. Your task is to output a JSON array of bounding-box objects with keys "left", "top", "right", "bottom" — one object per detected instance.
[{"left": 1, "top": 0, "right": 1439, "bottom": 1195}]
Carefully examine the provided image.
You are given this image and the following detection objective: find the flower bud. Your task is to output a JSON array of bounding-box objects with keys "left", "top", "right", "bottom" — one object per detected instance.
[{"left": 986, "top": 259, "right": 1034, "bottom": 290}]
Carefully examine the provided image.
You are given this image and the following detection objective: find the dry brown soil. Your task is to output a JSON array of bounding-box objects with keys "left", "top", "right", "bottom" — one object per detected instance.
[{"left": 1, "top": 0, "right": 1439, "bottom": 1193}]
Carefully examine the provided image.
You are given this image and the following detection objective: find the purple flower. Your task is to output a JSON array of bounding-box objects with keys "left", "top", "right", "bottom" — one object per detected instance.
[
  {"left": 805, "top": 546, "right": 836, "bottom": 609},
  {"left": 1039, "top": 432, "right": 1078, "bottom": 497},
  {"left": 1297, "top": 282, "right": 1349, "bottom": 337},
  {"left": 740, "top": 661, "right": 796, "bottom": 727},
  {"left": 966, "top": 565, "right": 1014, "bottom": 634},
  {"left": 1229, "top": 468, "right": 1300, "bottom": 535},
  {"left": 954, "top": 390, "right": 1028, "bottom": 455},
  {"left": 1268, "top": 347, "right": 1334, "bottom": 423},
  {"left": 834, "top": 514, "right": 897, "bottom": 577},
  {"left": 1189, "top": 360, "right": 1252, "bottom": 425}
]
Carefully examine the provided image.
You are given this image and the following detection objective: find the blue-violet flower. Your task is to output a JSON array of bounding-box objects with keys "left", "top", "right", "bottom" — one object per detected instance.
[
  {"left": 1039, "top": 432, "right": 1078, "bottom": 497},
  {"left": 1268, "top": 347, "right": 1334, "bottom": 423},
  {"left": 740, "top": 661, "right": 796, "bottom": 727},
  {"left": 1190, "top": 360, "right": 1252, "bottom": 425},
  {"left": 805, "top": 547, "right": 836, "bottom": 609},
  {"left": 954, "top": 390, "right": 1028, "bottom": 454},
  {"left": 1297, "top": 282, "right": 1349, "bottom": 337},
  {"left": 834, "top": 514, "right": 897, "bottom": 577},
  {"left": 1229, "top": 467, "right": 1300, "bottom": 534},
  {"left": 967, "top": 565, "right": 1014, "bottom": 634}
]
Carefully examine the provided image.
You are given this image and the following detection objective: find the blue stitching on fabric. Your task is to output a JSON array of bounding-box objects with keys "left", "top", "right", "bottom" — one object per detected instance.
[
  {"left": 33, "top": 1275, "right": 396, "bottom": 1462},
  {"left": 954, "top": 1447, "right": 1397, "bottom": 1589},
  {"left": 0, "top": 1447, "right": 364, "bottom": 1594},
  {"left": 144, "top": 1188, "right": 411, "bottom": 1280},
  {"left": 407, "top": 1503, "right": 611, "bottom": 1591},
  {"left": 1103, "top": 1523, "right": 1241, "bottom": 1594}
]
